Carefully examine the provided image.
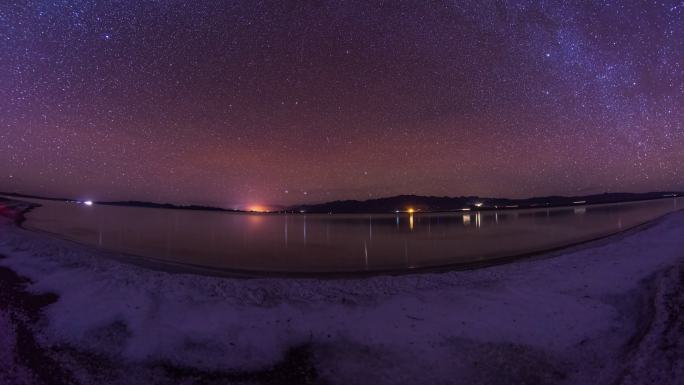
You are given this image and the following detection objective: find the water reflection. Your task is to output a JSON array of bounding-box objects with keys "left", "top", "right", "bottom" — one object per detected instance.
[
  {"left": 18, "top": 198, "right": 682, "bottom": 274},
  {"left": 284, "top": 216, "right": 288, "bottom": 246},
  {"left": 247, "top": 214, "right": 264, "bottom": 226},
  {"left": 369, "top": 216, "right": 373, "bottom": 239}
]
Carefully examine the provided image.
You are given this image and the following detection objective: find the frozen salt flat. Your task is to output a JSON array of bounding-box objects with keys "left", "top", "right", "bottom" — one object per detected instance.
[{"left": 1, "top": 205, "right": 683, "bottom": 384}]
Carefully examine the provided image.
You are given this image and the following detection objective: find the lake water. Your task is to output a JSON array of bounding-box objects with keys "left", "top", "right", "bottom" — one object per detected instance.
[{"left": 15, "top": 197, "right": 681, "bottom": 275}]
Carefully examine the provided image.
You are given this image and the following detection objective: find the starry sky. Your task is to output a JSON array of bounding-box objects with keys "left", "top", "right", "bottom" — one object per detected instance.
[{"left": 1, "top": 1, "right": 683, "bottom": 208}]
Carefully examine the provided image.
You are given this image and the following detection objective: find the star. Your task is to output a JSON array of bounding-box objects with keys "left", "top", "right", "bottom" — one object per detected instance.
[{"left": 0, "top": 1, "right": 681, "bottom": 205}]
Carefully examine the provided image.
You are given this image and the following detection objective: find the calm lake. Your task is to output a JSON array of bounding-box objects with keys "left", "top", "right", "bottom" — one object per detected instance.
[{"left": 15, "top": 197, "right": 681, "bottom": 274}]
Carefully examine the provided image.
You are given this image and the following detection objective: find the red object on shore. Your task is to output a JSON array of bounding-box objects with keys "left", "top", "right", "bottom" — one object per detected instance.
[{"left": 0, "top": 203, "right": 20, "bottom": 220}]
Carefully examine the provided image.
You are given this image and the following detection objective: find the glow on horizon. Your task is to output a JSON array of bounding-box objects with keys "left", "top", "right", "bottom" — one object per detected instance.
[{"left": 247, "top": 205, "right": 269, "bottom": 213}]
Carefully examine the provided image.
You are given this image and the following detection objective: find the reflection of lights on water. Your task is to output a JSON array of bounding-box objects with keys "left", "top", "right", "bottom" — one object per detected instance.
[
  {"left": 247, "top": 215, "right": 264, "bottom": 225},
  {"left": 284, "top": 216, "right": 288, "bottom": 246},
  {"left": 475, "top": 212, "right": 481, "bottom": 228},
  {"left": 409, "top": 213, "right": 414, "bottom": 230},
  {"left": 574, "top": 207, "right": 586, "bottom": 215},
  {"left": 463, "top": 215, "right": 471, "bottom": 225},
  {"left": 303, "top": 216, "right": 307, "bottom": 243},
  {"left": 364, "top": 240, "right": 368, "bottom": 268}
]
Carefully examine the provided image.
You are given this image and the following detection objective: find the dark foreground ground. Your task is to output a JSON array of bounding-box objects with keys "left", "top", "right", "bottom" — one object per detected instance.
[
  {"left": 0, "top": 261, "right": 320, "bottom": 385},
  {"left": 5, "top": 258, "right": 684, "bottom": 385}
]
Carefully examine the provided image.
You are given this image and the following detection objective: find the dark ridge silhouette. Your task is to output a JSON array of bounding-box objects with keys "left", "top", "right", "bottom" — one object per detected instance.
[
  {"left": 288, "top": 192, "right": 681, "bottom": 213},
  {"left": 2, "top": 191, "right": 680, "bottom": 214},
  {"left": 95, "top": 201, "right": 239, "bottom": 212}
]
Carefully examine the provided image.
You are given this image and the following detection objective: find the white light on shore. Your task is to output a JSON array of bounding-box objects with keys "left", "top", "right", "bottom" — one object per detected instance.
[{"left": 84, "top": 201, "right": 93, "bottom": 206}]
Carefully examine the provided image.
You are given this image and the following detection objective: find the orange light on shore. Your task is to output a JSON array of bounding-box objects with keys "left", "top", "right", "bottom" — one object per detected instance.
[
  {"left": 407, "top": 208, "right": 415, "bottom": 213},
  {"left": 248, "top": 205, "right": 268, "bottom": 213}
]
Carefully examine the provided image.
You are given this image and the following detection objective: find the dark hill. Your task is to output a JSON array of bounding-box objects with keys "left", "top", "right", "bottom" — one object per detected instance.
[{"left": 289, "top": 192, "right": 681, "bottom": 213}]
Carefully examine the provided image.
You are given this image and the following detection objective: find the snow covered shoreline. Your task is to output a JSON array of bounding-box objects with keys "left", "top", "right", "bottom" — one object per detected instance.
[{"left": 1, "top": 199, "right": 683, "bottom": 384}]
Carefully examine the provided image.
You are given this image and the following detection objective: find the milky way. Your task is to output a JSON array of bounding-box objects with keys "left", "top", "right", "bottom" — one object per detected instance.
[{"left": 1, "top": 1, "right": 683, "bottom": 208}]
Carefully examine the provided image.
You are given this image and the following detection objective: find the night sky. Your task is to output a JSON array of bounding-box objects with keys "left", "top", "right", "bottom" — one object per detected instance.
[{"left": 2, "top": 1, "right": 683, "bottom": 208}]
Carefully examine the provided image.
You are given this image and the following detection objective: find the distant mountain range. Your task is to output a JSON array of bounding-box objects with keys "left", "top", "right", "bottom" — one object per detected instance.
[
  {"left": 288, "top": 192, "right": 682, "bottom": 213},
  {"left": 1, "top": 191, "right": 680, "bottom": 214}
]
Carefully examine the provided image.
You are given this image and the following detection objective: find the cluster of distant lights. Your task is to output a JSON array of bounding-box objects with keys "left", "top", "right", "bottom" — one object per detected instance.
[
  {"left": 395, "top": 202, "right": 485, "bottom": 214},
  {"left": 238, "top": 201, "right": 541, "bottom": 214}
]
